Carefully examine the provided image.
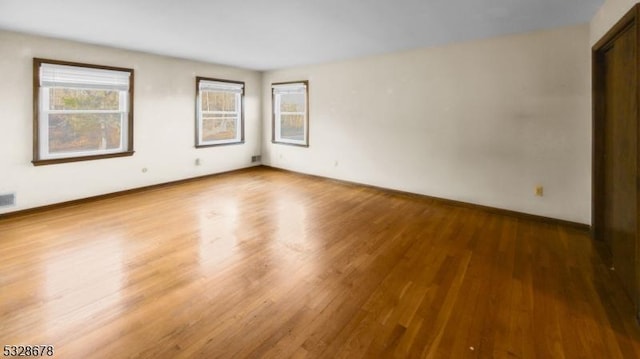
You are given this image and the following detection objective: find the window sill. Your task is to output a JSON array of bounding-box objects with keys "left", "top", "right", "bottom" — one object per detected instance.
[
  {"left": 272, "top": 140, "right": 309, "bottom": 148},
  {"left": 195, "top": 141, "right": 244, "bottom": 149},
  {"left": 32, "top": 151, "right": 135, "bottom": 166}
]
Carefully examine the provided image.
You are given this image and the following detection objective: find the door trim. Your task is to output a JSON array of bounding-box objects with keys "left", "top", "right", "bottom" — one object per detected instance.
[
  {"left": 592, "top": 4, "right": 640, "bottom": 244},
  {"left": 592, "top": 4, "right": 640, "bottom": 319}
]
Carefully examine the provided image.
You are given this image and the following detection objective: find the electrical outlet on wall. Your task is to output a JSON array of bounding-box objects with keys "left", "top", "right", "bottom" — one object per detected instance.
[{"left": 535, "top": 185, "right": 544, "bottom": 197}]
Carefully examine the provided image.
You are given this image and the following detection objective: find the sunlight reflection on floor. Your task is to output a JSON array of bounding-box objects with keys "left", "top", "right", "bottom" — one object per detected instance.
[{"left": 45, "top": 237, "right": 124, "bottom": 336}]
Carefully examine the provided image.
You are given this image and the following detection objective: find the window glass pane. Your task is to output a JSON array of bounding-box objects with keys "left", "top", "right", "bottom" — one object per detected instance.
[
  {"left": 280, "top": 114, "right": 305, "bottom": 141},
  {"left": 48, "top": 113, "right": 121, "bottom": 154},
  {"left": 49, "top": 88, "right": 120, "bottom": 111},
  {"left": 202, "top": 114, "right": 238, "bottom": 141},
  {"left": 201, "top": 91, "right": 236, "bottom": 112},
  {"left": 195, "top": 78, "right": 244, "bottom": 147},
  {"left": 280, "top": 93, "right": 305, "bottom": 112}
]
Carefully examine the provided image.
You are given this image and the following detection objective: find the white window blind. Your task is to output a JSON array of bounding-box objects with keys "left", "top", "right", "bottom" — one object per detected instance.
[
  {"left": 40, "top": 63, "right": 131, "bottom": 91},
  {"left": 273, "top": 82, "right": 306, "bottom": 94},
  {"left": 199, "top": 80, "right": 244, "bottom": 94}
]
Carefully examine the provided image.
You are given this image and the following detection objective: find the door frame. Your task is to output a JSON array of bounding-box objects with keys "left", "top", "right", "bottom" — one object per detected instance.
[
  {"left": 592, "top": 4, "right": 640, "bottom": 317},
  {"left": 592, "top": 4, "right": 640, "bottom": 243}
]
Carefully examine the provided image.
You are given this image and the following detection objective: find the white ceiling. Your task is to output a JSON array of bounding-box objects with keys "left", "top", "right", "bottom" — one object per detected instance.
[{"left": 0, "top": 0, "right": 603, "bottom": 71}]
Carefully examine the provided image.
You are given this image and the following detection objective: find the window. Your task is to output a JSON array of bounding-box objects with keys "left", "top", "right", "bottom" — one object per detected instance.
[
  {"left": 196, "top": 77, "right": 244, "bottom": 147},
  {"left": 33, "top": 58, "right": 134, "bottom": 166},
  {"left": 272, "top": 81, "right": 309, "bottom": 147}
]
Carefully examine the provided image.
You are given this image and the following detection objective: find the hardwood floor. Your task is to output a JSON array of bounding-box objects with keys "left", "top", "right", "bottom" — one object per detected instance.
[{"left": 1, "top": 166, "right": 639, "bottom": 358}]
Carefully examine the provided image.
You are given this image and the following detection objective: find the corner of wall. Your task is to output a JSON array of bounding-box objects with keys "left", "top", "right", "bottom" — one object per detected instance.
[{"left": 590, "top": 0, "right": 638, "bottom": 45}]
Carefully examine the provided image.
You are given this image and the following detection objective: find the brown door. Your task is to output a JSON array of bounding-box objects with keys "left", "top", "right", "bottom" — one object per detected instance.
[
  {"left": 594, "top": 8, "right": 639, "bottom": 316},
  {"left": 603, "top": 26, "right": 637, "bottom": 302}
]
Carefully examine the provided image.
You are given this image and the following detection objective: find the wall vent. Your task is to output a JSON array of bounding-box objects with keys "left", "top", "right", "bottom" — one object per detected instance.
[
  {"left": 0, "top": 193, "right": 16, "bottom": 207},
  {"left": 251, "top": 155, "right": 262, "bottom": 163}
]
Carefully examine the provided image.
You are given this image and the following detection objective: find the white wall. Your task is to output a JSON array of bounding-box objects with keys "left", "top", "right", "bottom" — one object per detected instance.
[
  {"left": 262, "top": 24, "right": 591, "bottom": 224},
  {"left": 0, "top": 30, "right": 262, "bottom": 214},
  {"left": 591, "top": 0, "right": 637, "bottom": 44},
  {"left": 1, "top": 23, "right": 595, "bottom": 222}
]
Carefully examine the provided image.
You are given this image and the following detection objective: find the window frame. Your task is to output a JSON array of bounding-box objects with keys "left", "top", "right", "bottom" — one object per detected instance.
[
  {"left": 32, "top": 58, "right": 134, "bottom": 166},
  {"left": 272, "top": 81, "right": 309, "bottom": 147},
  {"left": 195, "top": 76, "right": 245, "bottom": 148}
]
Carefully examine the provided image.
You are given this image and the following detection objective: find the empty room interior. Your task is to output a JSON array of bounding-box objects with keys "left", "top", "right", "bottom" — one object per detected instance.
[{"left": 2, "top": 0, "right": 640, "bottom": 357}]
